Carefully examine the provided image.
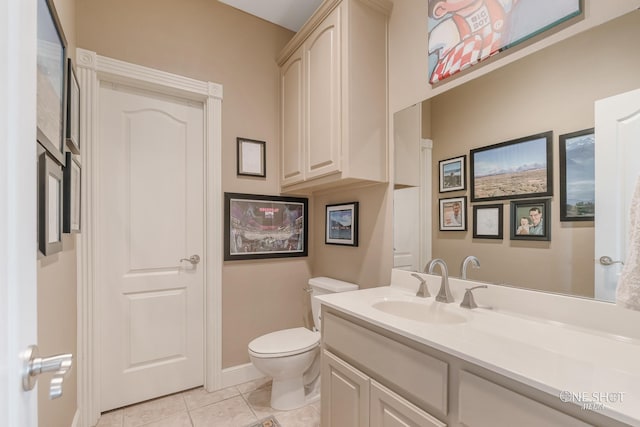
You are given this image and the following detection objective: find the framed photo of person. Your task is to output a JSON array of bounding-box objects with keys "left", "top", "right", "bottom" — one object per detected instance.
[
  {"left": 439, "top": 196, "right": 466, "bottom": 231},
  {"left": 439, "top": 155, "right": 466, "bottom": 192},
  {"left": 510, "top": 199, "right": 551, "bottom": 241}
]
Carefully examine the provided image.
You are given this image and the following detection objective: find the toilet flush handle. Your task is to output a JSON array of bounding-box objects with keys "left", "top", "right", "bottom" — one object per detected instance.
[{"left": 303, "top": 287, "right": 313, "bottom": 293}]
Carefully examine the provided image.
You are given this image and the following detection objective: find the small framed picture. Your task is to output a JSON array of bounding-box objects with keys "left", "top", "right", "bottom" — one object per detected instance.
[
  {"left": 63, "top": 152, "right": 81, "bottom": 233},
  {"left": 65, "top": 58, "right": 80, "bottom": 154},
  {"left": 510, "top": 199, "right": 551, "bottom": 241},
  {"left": 38, "top": 152, "right": 64, "bottom": 255},
  {"left": 237, "top": 137, "right": 266, "bottom": 177},
  {"left": 559, "top": 128, "right": 594, "bottom": 222},
  {"left": 439, "top": 196, "right": 466, "bottom": 231},
  {"left": 325, "top": 202, "right": 359, "bottom": 246},
  {"left": 439, "top": 155, "right": 466, "bottom": 192},
  {"left": 473, "top": 204, "right": 503, "bottom": 239}
]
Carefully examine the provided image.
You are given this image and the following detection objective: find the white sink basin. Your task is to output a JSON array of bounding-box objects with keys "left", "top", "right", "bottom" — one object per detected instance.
[{"left": 372, "top": 300, "right": 468, "bottom": 324}]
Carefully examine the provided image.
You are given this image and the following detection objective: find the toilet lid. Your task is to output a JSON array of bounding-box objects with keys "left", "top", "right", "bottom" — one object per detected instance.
[{"left": 248, "top": 327, "right": 320, "bottom": 357}]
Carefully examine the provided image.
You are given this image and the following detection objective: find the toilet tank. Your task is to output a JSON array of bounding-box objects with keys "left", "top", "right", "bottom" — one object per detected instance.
[{"left": 308, "top": 277, "right": 358, "bottom": 332}]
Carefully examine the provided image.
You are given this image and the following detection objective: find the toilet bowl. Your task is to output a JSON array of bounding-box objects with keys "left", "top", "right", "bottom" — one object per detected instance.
[{"left": 248, "top": 277, "right": 358, "bottom": 411}]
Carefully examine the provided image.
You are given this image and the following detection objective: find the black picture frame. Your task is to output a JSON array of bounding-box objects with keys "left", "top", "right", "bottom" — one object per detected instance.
[
  {"left": 63, "top": 152, "right": 81, "bottom": 233},
  {"left": 439, "top": 155, "right": 466, "bottom": 193},
  {"left": 470, "top": 131, "right": 553, "bottom": 202},
  {"left": 237, "top": 137, "right": 266, "bottom": 177},
  {"left": 510, "top": 199, "right": 551, "bottom": 241},
  {"left": 325, "top": 202, "right": 359, "bottom": 246},
  {"left": 439, "top": 196, "right": 467, "bottom": 231},
  {"left": 38, "top": 152, "right": 63, "bottom": 255},
  {"left": 473, "top": 204, "right": 503, "bottom": 239},
  {"left": 37, "top": 0, "right": 68, "bottom": 166},
  {"left": 559, "top": 128, "right": 595, "bottom": 222},
  {"left": 65, "top": 58, "right": 80, "bottom": 155},
  {"left": 224, "top": 192, "right": 308, "bottom": 260}
]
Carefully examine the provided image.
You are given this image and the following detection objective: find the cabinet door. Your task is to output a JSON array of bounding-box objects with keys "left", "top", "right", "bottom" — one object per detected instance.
[
  {"left": 371, "top": 380, "right": 447, "bottom": 427},
  {"left": 321, "top": 350, "right": 369, "bottom": 427},
  {"left": 280, "top": 46, "right": 304, "bottom": 186},
  {"left": 304, "top": 5, "right": 341, "bottom": 180}
]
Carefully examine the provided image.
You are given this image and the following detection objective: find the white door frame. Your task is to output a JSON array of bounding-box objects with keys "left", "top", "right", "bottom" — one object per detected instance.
[{"left": 75, "top": 48, "right": 223, "bottom": 427}]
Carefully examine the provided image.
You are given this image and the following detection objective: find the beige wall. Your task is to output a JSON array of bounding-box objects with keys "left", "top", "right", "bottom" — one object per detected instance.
[
  {"left": 37, "top": 0, "right": 78, "bottom": 426},
  {"left": 426, "top": 12, "right": 640, "bottom": 297},
  {"left": 76, "top": 0, "right": 312, "bottom": 368}
]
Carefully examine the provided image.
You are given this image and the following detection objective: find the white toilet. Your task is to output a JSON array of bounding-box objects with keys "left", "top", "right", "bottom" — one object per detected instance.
[{"left": 248, "top": 277, "right": 358, "bottom": 411}]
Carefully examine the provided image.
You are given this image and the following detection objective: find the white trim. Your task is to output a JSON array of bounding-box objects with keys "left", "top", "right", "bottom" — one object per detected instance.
[
  {"left": 71, "top": 410, "right": 80, "bottom": 427},
  {"left": 419, "top": 138, "right": 433, "bottom": 272},
  {"left": 221, "top": 363, "right": 264, "bottom": 389},
  {"left": 76, "top": 48, "right": 223, "bottom": 426}
]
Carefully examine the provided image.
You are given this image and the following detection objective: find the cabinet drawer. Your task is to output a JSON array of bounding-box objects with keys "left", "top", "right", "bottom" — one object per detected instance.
[
  {"left": 323, "top": 311, "right": 448, "bottom": 416},
  {"left": 371, "top": 380, "right": 446, "bottom": 427},
  {"left": 458, "top": 371, "right": 591, "bottom": 427}
]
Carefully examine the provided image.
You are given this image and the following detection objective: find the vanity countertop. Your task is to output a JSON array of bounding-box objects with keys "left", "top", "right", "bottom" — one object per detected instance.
[{"left": 316, "top": 284, "right": 640, "bottom": 426}]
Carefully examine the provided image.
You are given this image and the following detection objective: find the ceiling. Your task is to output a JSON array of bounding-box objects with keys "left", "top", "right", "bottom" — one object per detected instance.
[{"left": 218, "top": 0, "right": 323, "bottom": 32}]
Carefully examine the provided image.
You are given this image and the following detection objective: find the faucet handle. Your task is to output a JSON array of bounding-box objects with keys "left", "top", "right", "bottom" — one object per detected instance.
[
  {"left": 411, "top": 273, "right": 430, "bottom": 298},
  {"left": 460, "top": 285, "right": 487, "bottom": 309}
]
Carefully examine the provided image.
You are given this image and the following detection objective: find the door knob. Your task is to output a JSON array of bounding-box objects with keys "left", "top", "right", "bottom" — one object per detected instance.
[
  {"left": 599, "top": 256, "right": 624, "bottom": 266},
  {"left": 179, "top": 254, "right": 201, "bottom": 265},
  {"left": 22, "top": 345, "right": 73, "bottom": 399}
]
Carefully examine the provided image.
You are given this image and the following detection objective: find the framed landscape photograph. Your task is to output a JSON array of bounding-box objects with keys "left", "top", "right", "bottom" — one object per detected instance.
[
  {"left": 473, "top": 204, "right": 503, "bottom": 239},
  {"left": 63, "top": 152, "right": 81, "bottom": 233},
  {"left": 510, "top": 199, "right": 551, "bottom": 241},
  {"left": 470, "top": 131, "right": 553, "bottom": 202},
  {"left": 559, "top": 128, "right": 594, "bottom": 221},
  {"left": 325, "top": 202, "right": 359, "bottom": 246},
  {"left": 224, "top": 193, "right": 307, "bottom": 260},
  {"left": 37, "top": 0, "right": 67, "bottom": 166},
  {"left": 65, "top": 58, "right": 80, "bottom": 154},
  {"left": 439, "top": 155, "right": 466, "bottom": 192},
  {"left": 38, "top": 152, "right": 63, "bottom": 255},
  {"left": 439, "top": 196, "right": 467, "bottom": 231}
]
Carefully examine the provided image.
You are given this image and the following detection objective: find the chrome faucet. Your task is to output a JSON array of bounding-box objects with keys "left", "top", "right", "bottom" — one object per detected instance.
[
  {"left": 460, "top": 256, "right": 480, "bottom": 280},
  {"left": 426, "top": 259, "right": 454, "bottom": 303},
  {"left": 411, "top": 273, "right": 430, "bottom": 298}
]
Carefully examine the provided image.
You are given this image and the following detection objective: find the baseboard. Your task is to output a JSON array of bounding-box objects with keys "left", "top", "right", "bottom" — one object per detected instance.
[
  {"left": 71, "top": 409, "right": 80, "bottom": 427},
  {"left": 221, "top": 362, "right": 264, "bottom": 388}
]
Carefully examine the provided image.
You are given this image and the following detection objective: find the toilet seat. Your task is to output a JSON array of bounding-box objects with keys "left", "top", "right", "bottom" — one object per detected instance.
[{"left": 248, "top": 327, "right": 320, "bottom": 358}]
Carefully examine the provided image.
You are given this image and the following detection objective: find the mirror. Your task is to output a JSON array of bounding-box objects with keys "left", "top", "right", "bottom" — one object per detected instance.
[{"left": 393, "top": 10, "right": 640, "bottom": 301}]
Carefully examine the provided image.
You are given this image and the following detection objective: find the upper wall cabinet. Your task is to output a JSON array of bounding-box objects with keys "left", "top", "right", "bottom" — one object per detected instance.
[{"left": 278, "top": 0, "right": 393, "bottom": 193}]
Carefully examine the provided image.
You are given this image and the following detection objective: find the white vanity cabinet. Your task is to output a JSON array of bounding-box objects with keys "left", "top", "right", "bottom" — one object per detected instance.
[
  {"left": 321, "top": 307, "right": 627, "bottom": 427},
  {"left": 277, "top": 0, "right": 391, "bottom": 192}
]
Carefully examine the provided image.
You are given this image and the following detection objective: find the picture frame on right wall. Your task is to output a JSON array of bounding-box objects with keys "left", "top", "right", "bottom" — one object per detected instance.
[
  {"left": 510, "top": 199, "right": 551, "bottom": 241},
  {"left": 559, "top": 128, "right": 595, "bottom": 221}
]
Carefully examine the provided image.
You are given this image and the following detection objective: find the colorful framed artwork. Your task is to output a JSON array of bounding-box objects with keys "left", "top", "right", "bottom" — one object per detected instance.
[
  {"left": 37, "top": 0, "right": 68, "bottom": 165},
  {"left": 325, "top": 202, "right": 359, "bottom": 246},
  {"left": 237, "top": 137, "right": 266, "bottom": 177},
  {"left": 439, "top": 196, "right": 467, "bottom": 231},
  {"left": 510, "top": 198, "right": 551, "bottom": 241},
  {"left": 559, "top": 128, "right": 594, "bottom": 221},
  {"left": 473, "top": 204, "right": 503, "bottom": 239},
  {"left": 224, "top": 193, "right": 307, "bottom": 260},
  {"left": 470, "top": 131, "right": 553, "bottom": 202},
  {"left": 427, "top": 0, "right": 582, "bottom": 84},
  {"left": 439, "top": 155, "right": 466, "bottom": 192}
]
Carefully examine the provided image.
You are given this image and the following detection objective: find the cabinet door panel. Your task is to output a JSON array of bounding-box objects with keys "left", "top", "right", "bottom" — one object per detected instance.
[
  {"left": 371, "top": 380, "right": 447, "bottom": 427},
  {"left": 281, "top": 49, "right": 304, "bottom": 185},
  {"left": 305, "top": 6, "right": 341, "bottom": 179},
  {"left": 321, "top": 350, "right": 369, "bottom": 427}
]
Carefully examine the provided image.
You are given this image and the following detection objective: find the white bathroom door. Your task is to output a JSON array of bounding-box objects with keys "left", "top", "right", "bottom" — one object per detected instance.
[
  {"left": 98, "top": 82, "right": 205, "bottom": 411},
  {"left": 594, "top": 88, "right": 640, "bottom": 301}
]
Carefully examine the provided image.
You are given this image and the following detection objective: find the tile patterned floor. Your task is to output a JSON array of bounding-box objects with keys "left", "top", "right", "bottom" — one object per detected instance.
[{"left": 95, "top": 378, "right": 320, "bottom": 427}]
